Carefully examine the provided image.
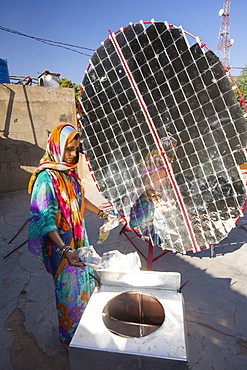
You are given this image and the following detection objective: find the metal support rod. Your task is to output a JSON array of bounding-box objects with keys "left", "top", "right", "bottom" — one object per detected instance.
[
  {"left": 120, "top": 224, "right": 170, "bottom": 270},
  {"left": 147, "top": 241, "right": 154, "bottom": 270},
  {"left": 3, "top": 239, "right": 28, "bottom": 259},
  {"left": 8, "top": 219, "right": 29, "bottom": 244}
]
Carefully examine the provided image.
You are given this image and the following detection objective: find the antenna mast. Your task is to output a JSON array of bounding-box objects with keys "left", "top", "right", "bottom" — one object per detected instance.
[{"left": 216, "top": 0, "right": 233, "bottom": 70}]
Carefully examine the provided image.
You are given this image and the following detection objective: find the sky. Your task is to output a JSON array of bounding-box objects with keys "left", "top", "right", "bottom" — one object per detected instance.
[{"left": 1, "top": 0, "right": 246, "bottom": 85}]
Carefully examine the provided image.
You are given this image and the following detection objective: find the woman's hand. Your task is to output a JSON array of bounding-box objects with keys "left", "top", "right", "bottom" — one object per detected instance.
[{"left": 65, "top": 249, "right": 85, "bottom": 268}]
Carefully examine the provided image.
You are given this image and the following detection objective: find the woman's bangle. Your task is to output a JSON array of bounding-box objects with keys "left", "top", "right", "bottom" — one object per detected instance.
[
  {"left": 58, "top": 245, "right": 66, "bottom": 257},
  {"left": 62, "top": 247, "right": 72, "bottom": 258},
  {"left": 58, "top": 245, "right": 71, "bottom": 258},
  {"left": 98, "top": 209, "right": 108, "bottom": 221}
]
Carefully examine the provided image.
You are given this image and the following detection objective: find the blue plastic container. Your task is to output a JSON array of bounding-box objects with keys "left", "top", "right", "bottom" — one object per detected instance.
[{"left": 0, "top": 58, "right": 10, "bottom": 83}]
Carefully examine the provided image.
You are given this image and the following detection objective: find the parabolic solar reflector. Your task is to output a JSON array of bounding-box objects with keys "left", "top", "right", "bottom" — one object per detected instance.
[{"left": 79, "top": 20, "right": 247, "bottom": 253}]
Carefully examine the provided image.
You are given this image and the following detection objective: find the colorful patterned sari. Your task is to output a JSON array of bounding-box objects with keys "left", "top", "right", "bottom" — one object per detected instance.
[{"left": 28, "top": 124, "right": 95, "bottom": 346}]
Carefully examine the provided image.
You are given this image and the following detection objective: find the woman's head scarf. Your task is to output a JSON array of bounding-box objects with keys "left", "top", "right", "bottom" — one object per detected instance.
[{"left": 28, "top": 124, "right": 79, "bottom": 192}]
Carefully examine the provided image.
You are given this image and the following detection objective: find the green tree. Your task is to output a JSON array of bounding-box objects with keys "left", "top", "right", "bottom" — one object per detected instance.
[
  {"left": 60, "top": 77, "right": 82, "bottom": 114},
  {"left": 234, "top": 66, "right": 247, "bottom": 99},
  {"left": 231, "top": 66, "right": 247, "bottom": 119}
]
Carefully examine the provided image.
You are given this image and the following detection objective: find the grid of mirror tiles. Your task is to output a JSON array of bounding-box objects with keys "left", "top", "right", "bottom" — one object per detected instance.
[{"left": 80, "top": 21, "right": 247, "bottom": 253}]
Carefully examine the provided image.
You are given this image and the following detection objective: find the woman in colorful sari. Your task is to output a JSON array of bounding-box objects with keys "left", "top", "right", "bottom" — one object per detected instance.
[{"left": 28, "top": 124, "right": 112, "bottom": 347}]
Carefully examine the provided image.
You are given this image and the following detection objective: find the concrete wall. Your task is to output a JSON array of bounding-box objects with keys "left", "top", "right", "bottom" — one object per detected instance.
[{"left": 0, "top": 83, "right": 90, "bottom": 193}]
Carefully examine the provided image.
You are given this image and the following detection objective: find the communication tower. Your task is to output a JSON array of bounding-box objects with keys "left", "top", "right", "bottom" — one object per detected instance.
[{"left": 216, "top": 0, "right": 234, "bottom": 70}]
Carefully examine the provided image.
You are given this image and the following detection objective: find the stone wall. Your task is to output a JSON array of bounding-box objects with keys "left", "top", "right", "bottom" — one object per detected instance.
[{"left": 0, "top": 83, "right": 91, "bottom": 193}]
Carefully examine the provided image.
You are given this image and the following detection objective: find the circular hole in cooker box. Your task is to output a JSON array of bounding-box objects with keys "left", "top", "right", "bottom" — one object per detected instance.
[{"left": 102, "top": 291, "right": 165, "bottom": 338}]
